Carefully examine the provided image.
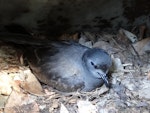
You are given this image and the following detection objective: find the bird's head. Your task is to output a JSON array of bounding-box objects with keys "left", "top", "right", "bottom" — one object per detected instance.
[{"left": 82, "top": 48, "right": 112, "bottom": 87}]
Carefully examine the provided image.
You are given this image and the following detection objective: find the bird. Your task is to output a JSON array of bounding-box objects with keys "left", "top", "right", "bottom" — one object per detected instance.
[{"left": 0, "top": 33, "right": 112, "bottom": 92}]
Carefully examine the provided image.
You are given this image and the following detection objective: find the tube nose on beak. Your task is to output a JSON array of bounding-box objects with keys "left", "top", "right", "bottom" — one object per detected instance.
[{"left": 99, "top": 73, "right": 110, "bottom": 88}]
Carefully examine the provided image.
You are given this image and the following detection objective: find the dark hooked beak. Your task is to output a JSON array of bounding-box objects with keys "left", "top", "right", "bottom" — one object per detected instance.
[{"left": 98, "top": 72, "right": 110, "bottom": 88}]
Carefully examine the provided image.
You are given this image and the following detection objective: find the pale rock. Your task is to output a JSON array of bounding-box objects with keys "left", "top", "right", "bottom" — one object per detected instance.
[{"left": 77, "top": 100, "right": 97, "bottom": 113}]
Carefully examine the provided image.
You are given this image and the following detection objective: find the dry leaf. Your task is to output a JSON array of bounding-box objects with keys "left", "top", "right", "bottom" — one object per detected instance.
[
  {"left": 52, "top": 100, "right": 59, "bottom": 109},
  {"left": 0, "top": 72, "right": 20, "bottom": 95},
  {"left": 120, "top": 28, "right": 137, "bottom": 43},
  {"left": 21, "top": 70, "right": 45, "bottom": 96},
  {"left": 132, "top": 37, "right": 150, "bottom": 55},
  {"left": 139, "top": 24, "right": 146, "bottom": 40},
  {"left": 97, "top": 85, "right": 109, "bottom": 95},
  {"left": 79, "top": 33, "right": 93, "bottom": 48},
  {"left": 93, "top": 40, "right": 119, "bottom": 54},
  {"left": 68, "top": 98, "right": 77, "bottom": 104},
  {"left": 147, "top": 71, "right": 150, "bottom": 79},
  {"left": 49, "top": 100, "right": 59, "bottom": 112},
  {"left": 4, "top": 90, "right": 29, "bottom": 113},
  {"left": 59, "top": 33, "right": 79, "bottom": 41}
]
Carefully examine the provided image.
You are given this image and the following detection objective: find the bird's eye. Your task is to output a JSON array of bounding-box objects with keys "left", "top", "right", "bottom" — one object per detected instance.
[
  {"left": 91, "top": 62, "right": 94, "bottom": 66},
  {"left": 91, "top": 62, "right": 99, "bottom": 69}
]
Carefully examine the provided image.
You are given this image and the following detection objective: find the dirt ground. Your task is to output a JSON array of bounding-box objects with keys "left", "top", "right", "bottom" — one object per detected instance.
[{"left": 0, "top": 30, "right": 150, "bottom": 113}]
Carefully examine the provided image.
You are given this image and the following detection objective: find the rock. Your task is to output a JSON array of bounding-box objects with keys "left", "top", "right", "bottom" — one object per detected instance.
[
  {"left": 138, "top": 79, "right": 150, "bottom": 99},
  {"left": 77, "top": 100, "right": 97, "bottom": 113},
  {"left": 60, "top": 103, "right": 69, "bottom": 113}
]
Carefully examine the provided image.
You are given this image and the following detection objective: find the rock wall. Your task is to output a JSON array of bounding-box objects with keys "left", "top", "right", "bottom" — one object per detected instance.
[{"left": 0, "top": 0, "right": 150, "bottom": 37}]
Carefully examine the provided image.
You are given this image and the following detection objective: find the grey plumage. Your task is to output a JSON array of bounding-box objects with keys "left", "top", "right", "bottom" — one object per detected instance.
[{"left": 0, "top": 33, "right": 112, "bottom": 92}]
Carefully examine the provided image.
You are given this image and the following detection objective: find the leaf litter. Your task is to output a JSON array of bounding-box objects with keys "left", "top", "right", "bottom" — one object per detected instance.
[{"left": 0, "top": 28, "right": 150, "bottom": 113}]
